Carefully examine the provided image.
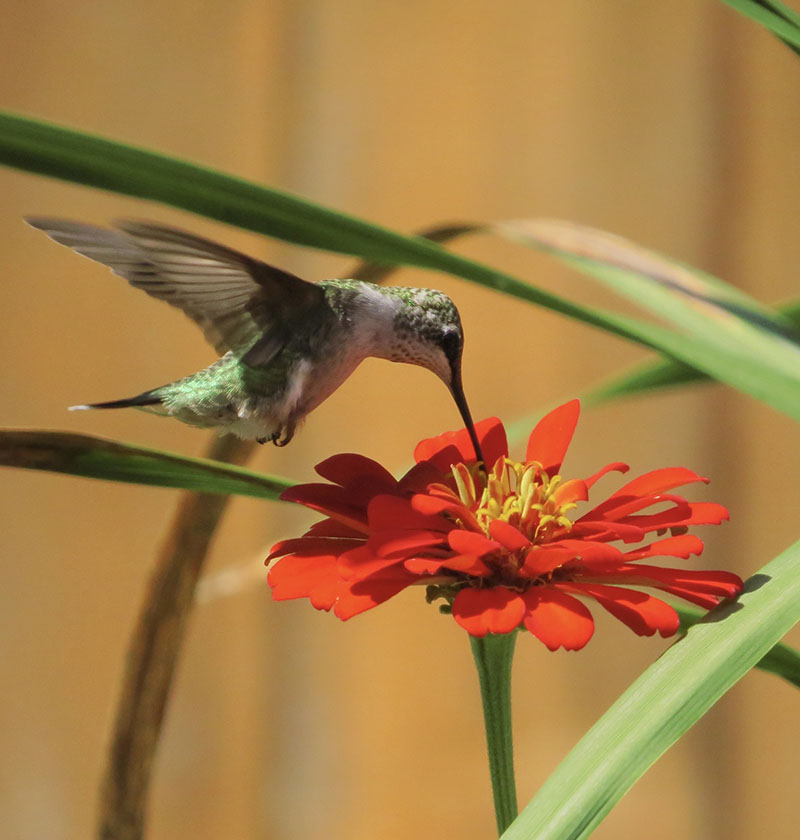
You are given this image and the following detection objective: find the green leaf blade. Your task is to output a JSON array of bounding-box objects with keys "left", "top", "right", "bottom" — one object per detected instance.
[
  {"left": 0, "top": 112, "right": 662, "bottom": 346},
  {"left": 489, "top": 220, "right": 800, "bottom": 422},
  {"left": 721, "top": 0, "right": 800, "bottom": 53},
  {"left": 501, "top": 540, "right": 800, "bottom": 839},
  {"left": 0, "top": 430, "right": 294, "bottom": 499},
  {"left": 582, "top": 297, "right": 800, "bottom": 406},
  {"left": 4, "top": 113, "right": 800, "bottom": 420},
  {"left": 0, "top": 113, "right": 512, "bottom": 277},
  {"left": 676, "top": 605, "right": 800, "bottom": 689}
]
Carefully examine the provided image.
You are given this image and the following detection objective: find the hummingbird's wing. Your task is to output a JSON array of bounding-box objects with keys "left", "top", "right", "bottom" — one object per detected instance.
[{"left": 26, "top": 217, "right": 327, "bottom": 365}]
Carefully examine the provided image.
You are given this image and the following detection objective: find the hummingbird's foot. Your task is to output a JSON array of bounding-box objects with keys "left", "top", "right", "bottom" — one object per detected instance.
[
  {"left": 256, "top": 436, "right": 268, "bottom": 445},
  {"left": 272, "top": 426, "right": 295, "bottom": 447}
]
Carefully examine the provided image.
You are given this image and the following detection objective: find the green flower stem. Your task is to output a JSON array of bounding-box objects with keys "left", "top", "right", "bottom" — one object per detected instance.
[{"left": 469, "top": 631, "right": 519, "bottom": 835}]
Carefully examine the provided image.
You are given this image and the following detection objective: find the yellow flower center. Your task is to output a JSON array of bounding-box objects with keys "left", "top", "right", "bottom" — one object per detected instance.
[{"left": 451, "top": 458, "right": 577, "bottom": 544}]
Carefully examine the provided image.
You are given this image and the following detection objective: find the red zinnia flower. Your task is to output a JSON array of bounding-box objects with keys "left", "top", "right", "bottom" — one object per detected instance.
[{"left": 267, "top": 401, "right": 742, "bottom": 649}]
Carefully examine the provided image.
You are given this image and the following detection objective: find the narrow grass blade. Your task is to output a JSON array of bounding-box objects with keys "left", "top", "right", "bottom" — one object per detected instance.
[
  {"left": 583, "top": 296, "right": 800, "bottom": 404},
  {"left": 353, "top": 221, "right": 800, "bottom": 418},
  {"left": 98, "top": 434, "right": 253, "bottom": 839},
  {"left": 492, "top": 219, "right": 800, "bottom": 422},
  {"left": 0, "top": 113, "right": 658, "bottom": 350},
  {"left": 501, "top": 538, "right": 800, "bottom": 839},
  {"left": 675, "top": 605, "right": 800, "bottom": 689},
  {"left": 4, "top": 113, "right": 800, "bottom": 419},
  {"left": 0, "top": 430, "right": 293, "bottom": 499},
  {"left": 720, "top": 0, "right": 800, "bottom": 54}
]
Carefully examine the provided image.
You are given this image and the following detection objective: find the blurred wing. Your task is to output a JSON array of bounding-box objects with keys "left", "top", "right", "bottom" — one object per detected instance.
[{"left": 26, "top": 217, "right": 326, "bottom": 363}]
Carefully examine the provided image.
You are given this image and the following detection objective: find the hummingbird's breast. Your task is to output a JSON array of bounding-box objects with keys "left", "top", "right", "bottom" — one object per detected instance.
[
  {"left": 156, "top": 280, "right": 403, "bottom": 441},
  {"left": 280, "top": 325, "right": 369, "bottom": 416},
  {"left": 223, "top": 317, "right": 368, "bottom": 439},
  {"left": 271, "top": 283, "right": 402, "bottom": 422}
]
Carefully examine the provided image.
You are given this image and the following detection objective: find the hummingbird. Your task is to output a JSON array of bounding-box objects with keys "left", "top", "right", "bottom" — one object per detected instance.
[{"left": 28, "top": 217, "right": 484, "bottom": 461}]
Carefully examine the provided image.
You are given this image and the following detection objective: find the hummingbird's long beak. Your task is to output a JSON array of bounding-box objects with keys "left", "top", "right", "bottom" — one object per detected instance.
[{"left": 450, "top": 370, "right": 485, "bottom": 468}]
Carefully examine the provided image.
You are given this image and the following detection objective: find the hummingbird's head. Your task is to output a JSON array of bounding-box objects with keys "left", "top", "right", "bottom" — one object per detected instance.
[{"left": 383, "top": 287, "right": 484, "bottom": 465}]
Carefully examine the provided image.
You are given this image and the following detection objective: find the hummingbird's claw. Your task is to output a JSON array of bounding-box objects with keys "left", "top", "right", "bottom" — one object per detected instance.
[
  {"left": 273, "top": 427, "right": 295, "bottom": 447},
  {"left": 259, "top": 425, "right": 295, "bottom": 447}
]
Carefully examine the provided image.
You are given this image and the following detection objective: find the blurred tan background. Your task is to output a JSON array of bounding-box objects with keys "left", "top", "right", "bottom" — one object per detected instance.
[{"left": 2, "top": 2, "right": 800, "bottom": 838}]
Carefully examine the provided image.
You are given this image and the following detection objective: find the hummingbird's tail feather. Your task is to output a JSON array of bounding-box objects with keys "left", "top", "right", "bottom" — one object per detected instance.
[{"left": 68, "top": 390, "right": 164, "bottom": 412}]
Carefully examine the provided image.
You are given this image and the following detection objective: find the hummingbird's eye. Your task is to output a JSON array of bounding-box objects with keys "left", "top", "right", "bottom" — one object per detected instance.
[{"left": 439, "top": 330, "right": 462, "bottom": 363}]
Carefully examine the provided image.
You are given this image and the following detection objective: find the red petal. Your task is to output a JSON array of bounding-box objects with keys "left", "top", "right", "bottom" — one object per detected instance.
[
  {"left": 410, "top": 494, "right": 456, "bottom": 516},
  {"left": 367, "top": 495, "right": 451, "bottom": 532},
  {"left": 480, "top": 419, "right": 510, "bottom": 468},
  {"left": 411, "top": 492, "right": 468, "bottom": 517},
  {"left": 413, "top": 493, "right": 483, "bottom": 532},
  {"left": 488, "top": 520, "right": 531, "bottom": 552},
  {"left": 569, "top": 520, "right": 646, "bottom": 544},
  {"left": 549, "top": 538, "right": 625, "bottom": 567},
  {"left": 306, "top": 518, "right": 364, "bottom": 538},
  {"left": 615, "top": 466, "right": 709, "bottom": 495},
  {"left": 442, "top": 554, "right": 492, "bottom": 575},
  {"left": 315, "top": 452, "right": 396, "bottom": 488},
  {"left": 521, "top": 587, "right": 594, "bottom": 650},
  {"left": 679, "top": 502, "right": 730, "bottom": 526},
  {"left": 525, "top": 400, "right": 580, "bottom": 475},
  {"left": 268, "top": 535, "right": 363, "bottom": 560},
  {"left": 338, "top": 546, "right": 410, "bottom": 581},
  {"left": 398, "top": 460, "right": 445, "bottom": 493},
  {"left": 451, "top": 587, "right": 526, "bottom": 637},
  {"left": 267, "top": 537, "right": 297, "bottom": 560},
  {"left": 448, "top": 529, "right": 501, "bottom": 557},
  {"left": 563, "top": 582, "right": 680, "bottom": 637},
  {"left": 521, "top": 545, "right": 573, "bottom": 576},
  {"left": 414, "top": 439, "right": 463, "bottom": 470},
  {"left": 403, "top": 557, "right": 449, "bottom": 574},
  {"left": 415, "top": 417, "right": 507, "bottom": 471},
  {"left": 280, "top": 483, "right": 369, "bottom": 532},
  {"left": 594, "top": 564, "right": 743, "bottom": 601},
  {"left": 579, "top": 496, "right": 727, "bottom": 536},
  {"left": 638, "top": 586, "right": 720, "bottom": 610},
  {"left": 583, "top": 461, "right": 629, "bottom": 489},
  {"left": 349, "top": 476, "right": 406, "bottom": 508},
  {"left": 580, "top": 492, "right": 690, "bottom": 524},
  {"left": 604, "top": 502, "right": 728, "bottom": 535},
  {"left": 622, "top": 534, "right": 704, "bottom": 561},
  {"left": 333, "top": 567, "right": 419, "bottom": 619},
  {"left": 404, "top": 554, "right": 490, "bottom": 576},
  {"left": 551, "top": 478, "right": 589, "bottom": 506},
  {"left": 369, "top": 529, "right": 449, "bottom": 558},
  {"left": 587, "top": 468, "right": 709, "bottom": 518},
  {"left": 424, "top": 482, "right": 463, "bottom": 502},
  {"left": 267, "top": 555, "right": 341, "bottom": 611}
]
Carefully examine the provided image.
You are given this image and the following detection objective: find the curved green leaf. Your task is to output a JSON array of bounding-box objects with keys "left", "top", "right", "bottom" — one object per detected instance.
[
  {"left": 501, "top": 538, "right": 800, "bottom": 839},
  {"left": 356, "top": 218, "right": 796, "bottom": 335},
  {"left": 583, "top": 296, "right": 800, "bottom": 404},
  {"left": 492, "top": 219, "right": 800, "bottom": 422},
  {"left": 496, "top": 218, "right": 796, "bottom": 331},
  {"left": 675, "top": 605, "right": 800, "bottom": 689},
  {"left": 721, "top": 0, "right": 800, "bottom": 54},
  {"left": 0, "top": 430, "right": 293, "bottom": 498},
  {"left": 4, "top": 113, "right": 800, "bottom": 420},
  {"left": 0, "top": 111, "right": 644, "bottom": 347},
  {"left": 350, "top": 220, "right": 800, "bottom": 414},
  {"left": 0, "top": 111, "right": 758, "bottom": 360},
  {"left": 748, "top": 631, "right": 800, "bottom": 688}
]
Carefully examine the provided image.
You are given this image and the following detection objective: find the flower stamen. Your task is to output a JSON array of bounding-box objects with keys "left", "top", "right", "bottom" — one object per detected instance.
[{"left": 459, "top": 457, "right": 577, "bottom": 546}]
